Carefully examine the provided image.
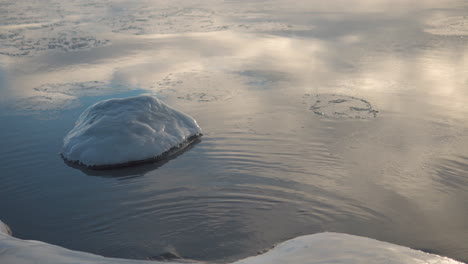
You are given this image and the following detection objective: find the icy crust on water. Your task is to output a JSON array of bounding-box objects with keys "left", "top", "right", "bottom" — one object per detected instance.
[
  {"left": 424, "top": 15, "right": 468, "bottom": 36},
  {"left": 0, "top": 0, "right": 316, "bottom": 57},
  {"left": 0, "top": 1, "right": 109, "bottom": 57},
  {"left": 0, "top": 230, "right": 462, "bottom": 264},
  {"left": 155, "top": 72, "right": 243, "bottom": 103},
  {"left": 307, "top": 94, "right": 378, "bottom": 119},
  {"left": 61, "top": 96, "right": 202, "bottom": 168}
]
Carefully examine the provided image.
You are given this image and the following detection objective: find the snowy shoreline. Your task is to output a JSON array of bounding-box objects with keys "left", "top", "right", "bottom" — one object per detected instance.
[{"left": 0, "top": 220, "right": 462, "bottom": 264}]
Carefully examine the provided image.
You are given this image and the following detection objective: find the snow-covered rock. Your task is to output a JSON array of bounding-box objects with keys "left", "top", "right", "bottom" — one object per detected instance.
[
  {"left": 61, "top": 95, "right": 202, "bottom": 168},
  {"left": 0, "top": 220, "right": 12, "bottom": 236},
  {"left": 0, "top": 228, "right": 462, "bottom": 264}
]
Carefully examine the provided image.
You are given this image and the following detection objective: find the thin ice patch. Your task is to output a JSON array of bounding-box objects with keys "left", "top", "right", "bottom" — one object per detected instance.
[
  {"left": 424, "top": 15, "right": 468, "bottom": 36},
  {"left": 0, "top": 27, "right": 110, "bottom": 57},
  {"left": 107, "top": 6, "right": 227, "bottom": 35},
  {"left": 12, "top": 81, "right": 127, "bottom": 113},
  {"left": 155, "top": 72, "right": 241, "bottom": 103},
  {"left": 307, "top": 94, "right": 378, "bottom": 119}
]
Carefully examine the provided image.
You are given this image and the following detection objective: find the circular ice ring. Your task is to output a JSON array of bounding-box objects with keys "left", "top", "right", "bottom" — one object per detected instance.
[{"left": 309, "top": 94, "right": 378, "bottom": 119}]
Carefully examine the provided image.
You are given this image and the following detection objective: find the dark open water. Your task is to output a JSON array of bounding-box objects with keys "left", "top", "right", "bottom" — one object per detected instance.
[{"left": 2, "top": 0, "right": 468, "bottom": 262}]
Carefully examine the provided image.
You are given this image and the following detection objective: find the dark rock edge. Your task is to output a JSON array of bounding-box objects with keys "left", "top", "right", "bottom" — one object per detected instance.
[{"left": 61, "top": 133, "right": 202, "bottom": 170}]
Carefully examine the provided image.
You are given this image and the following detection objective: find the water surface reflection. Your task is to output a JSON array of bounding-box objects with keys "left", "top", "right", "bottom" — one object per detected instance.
[{"left": 1, "top": 0, "right": 468, "bottom": 262}]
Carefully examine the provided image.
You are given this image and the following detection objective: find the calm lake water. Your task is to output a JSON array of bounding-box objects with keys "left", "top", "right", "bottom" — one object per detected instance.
[{"left": 2, "top": 0, "right": 468, "bottom": 262}]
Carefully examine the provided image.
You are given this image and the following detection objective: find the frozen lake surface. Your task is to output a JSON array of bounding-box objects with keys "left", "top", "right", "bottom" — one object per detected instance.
[{"left": 1, "top": 0, "right": 468, "bottom": 262}]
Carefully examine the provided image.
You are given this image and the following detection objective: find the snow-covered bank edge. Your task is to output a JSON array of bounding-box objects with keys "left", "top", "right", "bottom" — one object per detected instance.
[
  {"left": 0, "top": 220, "right": 462, "bottom": 264},
  {"left": 0, "top": 220, "right": 184, "bottom": 264}
]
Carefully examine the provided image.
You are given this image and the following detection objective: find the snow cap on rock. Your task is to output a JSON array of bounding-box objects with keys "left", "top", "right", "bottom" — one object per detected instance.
[{"left": 62, "top": 95, "right": 202, "bottom": 168}]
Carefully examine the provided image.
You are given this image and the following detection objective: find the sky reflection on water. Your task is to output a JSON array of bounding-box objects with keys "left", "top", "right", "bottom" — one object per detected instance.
[{"left": 1, "top": 0, "right": 468, "bottom": 262}]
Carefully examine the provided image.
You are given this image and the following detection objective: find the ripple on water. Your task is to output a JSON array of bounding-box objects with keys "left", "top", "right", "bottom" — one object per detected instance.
[
  {"left": 56, "top": 129, "right": 390, "bottom": 261},
  {"left": 432, "top": 155, "right": 468, "bottom": 193}
]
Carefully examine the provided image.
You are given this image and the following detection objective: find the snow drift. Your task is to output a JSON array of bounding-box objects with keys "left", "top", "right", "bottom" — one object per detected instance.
[
  {"left": 61, "top": 95, "right": 202, "bottom": 169},
  {"left": 0, "top": 224, "right": 462, "bottom": 264},
  {"left": 233, "top": 233, "right": 461, "bottom": 264}
]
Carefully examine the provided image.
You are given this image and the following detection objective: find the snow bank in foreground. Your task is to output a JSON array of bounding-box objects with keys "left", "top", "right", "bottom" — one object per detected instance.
[
  {"left": 233, "top": 233, "right": 461, "bottom": 264},
  {"left": 0, "top": 230, "right": 461, "bottom": 264},
  {"left": 61, "top": 96, "right": 202, "bottom": 168},
  {"left": 0, "top": 231, "right": 167, "bottom": 264}
]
